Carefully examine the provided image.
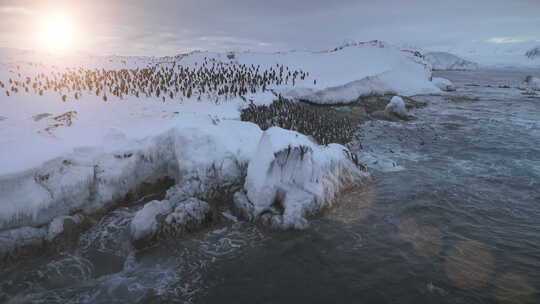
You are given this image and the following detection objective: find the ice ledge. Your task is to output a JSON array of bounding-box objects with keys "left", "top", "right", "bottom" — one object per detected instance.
[
  {"left": 0, "top": 116, "right": 260, "bottom": 231},
  {"left": 0, "top": 117, "right": 368, "bottom": 258}
]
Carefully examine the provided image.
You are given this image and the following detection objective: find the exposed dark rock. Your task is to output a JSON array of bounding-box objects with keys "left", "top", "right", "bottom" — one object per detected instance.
[{"left": 525, "top": 47, "right": 540, "bottom": 59}]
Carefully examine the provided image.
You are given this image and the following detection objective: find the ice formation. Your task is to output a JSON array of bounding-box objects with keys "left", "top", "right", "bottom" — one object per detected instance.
[
  {"left": 385, "top": 96, "right": 408, "bottom": 119},
  {"left": 235, "top": 127, "right": 367, "bottom": 229},
  {"left": 0, "top": 116, "right": 260, "bottom": 230},
  {"left": 432, "top": 77, "right": 456, "bottom": 92},
  {"left": 130, "top": 198, "right": 210, "bottom": 248},
  {"left": 131, "top": 200, "right": 175, "bottom": 242}
]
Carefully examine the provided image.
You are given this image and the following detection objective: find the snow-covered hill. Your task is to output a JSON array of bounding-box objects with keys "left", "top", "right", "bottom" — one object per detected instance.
[
  {"left": 424, "top": 52, "right": 479, "bottom": 70},
  {"left": 0, "top": 41, "right": 438, "bottom": 258},
  {"left": 0, "top": 42, "right": 439, "bottom": 174},
  {"left": 427, "top": 41, "right": 540, "bottom": 67}
]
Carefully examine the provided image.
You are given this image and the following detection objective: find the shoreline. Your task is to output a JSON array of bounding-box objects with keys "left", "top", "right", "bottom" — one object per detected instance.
[{"left": 0, "top": 91, "right": 440, "bottom": 262}]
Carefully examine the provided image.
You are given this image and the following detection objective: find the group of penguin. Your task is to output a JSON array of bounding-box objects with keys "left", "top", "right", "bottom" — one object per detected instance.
[
  {"left": 1, "top": 58, "right": 310, "bottom": 103},
  {"left": 241, "top": 97, "right": 359, "bottom": 145}
]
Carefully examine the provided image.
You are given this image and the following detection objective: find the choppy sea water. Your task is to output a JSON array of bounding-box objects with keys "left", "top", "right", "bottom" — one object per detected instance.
[{"left": 1, "top": 68, "right": 540, "bottom": 303}]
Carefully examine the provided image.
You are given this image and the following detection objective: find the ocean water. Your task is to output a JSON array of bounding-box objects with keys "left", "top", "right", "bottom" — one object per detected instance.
[{"left": 1, "top": 69, "right": 539, "bottom": 303}]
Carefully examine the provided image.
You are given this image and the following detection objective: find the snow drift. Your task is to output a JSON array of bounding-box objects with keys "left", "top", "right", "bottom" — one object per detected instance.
[
  {"left": 279, "top": 42, "right": 439, "bottom": 104},
  {"left": 296, "top": 68, "right": 437, "bottom": 105},
  {"left": 424, "top": 52, "right": 479, "bottom": 71}
]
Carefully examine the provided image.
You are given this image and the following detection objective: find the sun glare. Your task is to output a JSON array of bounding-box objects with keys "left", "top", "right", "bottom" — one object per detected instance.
[{"left": 38, "top": 13, "right": 77, "bottom": 53}]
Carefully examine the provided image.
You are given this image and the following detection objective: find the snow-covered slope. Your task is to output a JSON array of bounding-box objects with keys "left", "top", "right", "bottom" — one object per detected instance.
[
  {"left": 174, "top": 42, "right": 438, "bottom": 105},
  {"left": 424, "top": 52, "right": 479, "bottom": 71},
  {"left": 0, "top": 42, "right": 438, "bottom": 174}
]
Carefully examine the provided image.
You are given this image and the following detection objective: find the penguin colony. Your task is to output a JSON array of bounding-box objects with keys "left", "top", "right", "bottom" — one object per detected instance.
[
  {"left": 1, "top": 59, "right": 361, "bottom": 146},
  {"left": 1, "top": 58, "right": 309, "bottom": 103},
  {"left": 241, "top": 97, "right": 359, "bottom": 145}
]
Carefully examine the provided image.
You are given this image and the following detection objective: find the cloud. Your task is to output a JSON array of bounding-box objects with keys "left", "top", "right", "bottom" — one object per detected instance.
[
  {"left": 196, "top": 36, "right": 272, "bottom": 49},
  {"left": 1, "top": 0, "right": 540, "bottom": 56},
  {"left": 488, "top": 37, "right": 534, "bottom": 44}
]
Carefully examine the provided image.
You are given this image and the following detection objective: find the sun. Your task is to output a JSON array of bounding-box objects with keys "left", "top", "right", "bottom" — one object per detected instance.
[{"left": 38, "top": 13, "right": 77, "bottom": 53}]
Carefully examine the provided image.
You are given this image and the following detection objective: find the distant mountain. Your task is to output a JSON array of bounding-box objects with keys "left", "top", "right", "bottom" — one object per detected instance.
[
  {"left": 424, "top": 52, "right": 479, "bottom": 71},
  {"left": 525, "top": 47, "right": 540, "bottom": 59},
  {"left": 426, "top": 40, "right": 540, "bottom": 67}
]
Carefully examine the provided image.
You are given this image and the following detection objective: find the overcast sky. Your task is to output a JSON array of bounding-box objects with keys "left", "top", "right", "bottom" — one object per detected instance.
[{"left": 0, "top": 0, "right": 539, "bottom": 56}]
